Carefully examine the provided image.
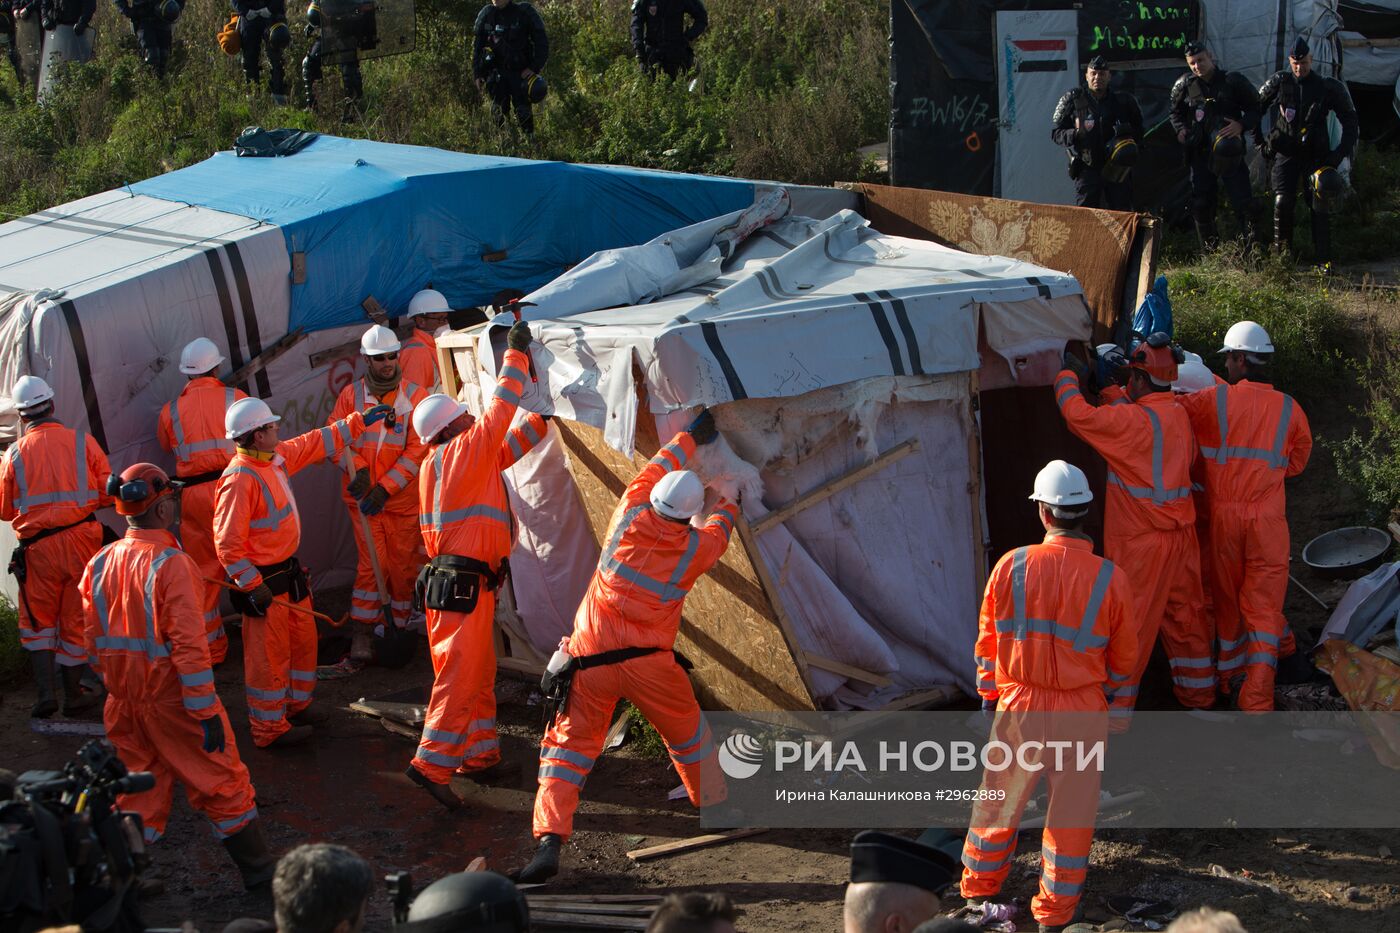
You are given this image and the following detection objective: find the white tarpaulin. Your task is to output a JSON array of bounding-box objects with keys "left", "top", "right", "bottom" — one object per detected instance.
[{"left": 456, "top": 205, "right": 1092, "bottom": 703}]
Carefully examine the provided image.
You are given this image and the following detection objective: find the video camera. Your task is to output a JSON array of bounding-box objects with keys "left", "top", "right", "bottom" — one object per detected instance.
[{"left": 0, "top": 741, "right": 156, "bottom": 933}]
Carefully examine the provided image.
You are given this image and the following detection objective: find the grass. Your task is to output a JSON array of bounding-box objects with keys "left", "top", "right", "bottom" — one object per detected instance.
[{"left": 0, "top": 597, "right": 24, "bottom": 686}]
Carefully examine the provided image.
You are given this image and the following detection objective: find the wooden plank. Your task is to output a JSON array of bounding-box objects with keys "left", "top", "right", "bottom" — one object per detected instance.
[
  {"left": 496, "top": 586, "right": 545, "bottom": 662},
  {"left": 967, "top": 371, "right": 988, "bottom": 593},
  {"left": 751, "top": 439, "right": 920, "bottom": 535},
  {"left": 348, "top": 700, "right": 426, "bottom": 727},
  {"left": 733, "top": 512, "right": 814, "bottom": 701},
  {"left": 878, "top": 686, "right": 963, "bottom": 711},
  {"left": 803, "top": 652, "right": 892, "bottom": 688},
  {"left": 525, "top": 905, "right": 657, "bottom": 917},
  {"left": 362, "top": 295, "right": 389, "bottom": 325},
  {"left": 529, "top": 911, "right": 649, "bottom": 930},
  {"left": 379, "top": 717, "right": 421, "bottom": 741},
  {"left": 1388, "top": 521, "right": 1400, "bottom": 546},
  {"left": 553, "top": 417, "right": 814, "bottom": 711},
  {"left": 627, "top": 828, "right": 767, "bottom": 862},
  {"left": 527, "top": 895, "right": 662, "bottom": 905},
  {"left": 223, "top": 329, "right": 305, "bottom": 388},
  {"left": 307, "top": 336, "right": 363, "bottom": 370}
]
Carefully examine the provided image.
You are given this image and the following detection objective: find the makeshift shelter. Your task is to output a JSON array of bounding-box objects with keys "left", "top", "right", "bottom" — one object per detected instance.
[
  {"left": 891, "top": 0, "right": 1346, "bottom": 207},
  {"left": 437, "top": 194, "right": 1098, "bottom": 710},
  {"left": 0, "top": 136, "right": 854, "bottom": 607}
]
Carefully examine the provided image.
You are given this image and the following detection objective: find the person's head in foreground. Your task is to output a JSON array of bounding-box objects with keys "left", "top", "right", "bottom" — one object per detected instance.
[
  {"left": 645, "top": 892, "right": 740, "bottom": 933},
  {"left": 1166, "top": 907, "right": 1248, "bottom": 933},
  {"left": 843, "top": 830, "right": 958, "bottom": 933},
  {"left": 397, "top": 870, "right": 528, "bottom": 933},
  {"left": 274, "top": 844, "right": 374, "bottom": 933}
]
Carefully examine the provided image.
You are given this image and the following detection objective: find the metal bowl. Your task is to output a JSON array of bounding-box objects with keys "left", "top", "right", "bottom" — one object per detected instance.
[{"left": 1301, "top": 526, "right": 1394, "bottom": 580}]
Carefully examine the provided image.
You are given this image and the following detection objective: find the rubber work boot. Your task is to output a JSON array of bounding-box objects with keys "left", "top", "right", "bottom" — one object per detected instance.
[
  {"left": 265, "top": 724, "right": 314, "bottom": 748},
  {"left": 405, "top": 765, "right": 464, "bottom": 811},
  {"left": 222, "top": 820, "right": 277, "bottom": 890},
  {"left": 515, "top": 834, "right": 562, "bottom": 884},
  {"left": 1273, "top": 194, "right": 1295, "bottom": 257},
  {"left": 350, "top": 626, "right": 374, "bottom": 662},
  {"left": 60, "top": 664, "right": 103, "bottom": 718},
  {"left": 30, "top": 649, "right": 58, "bottom": 718}
]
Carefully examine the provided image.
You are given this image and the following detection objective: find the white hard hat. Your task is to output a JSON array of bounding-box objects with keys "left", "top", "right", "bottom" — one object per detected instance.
[
  {"left": 179, "top": 337, "right": 225, "bottom": 375},
  {"left": 1172, "top": 359, "right": 1216, "bottom": 394},
  {"left": 1028, "top": 459, "right": 1093, "bottom": 517},
  {"left": 360, "top": 324, "right": 402, "bottom": 357},
  {"left": 225, "top": 397, "right": 280, "bottom": 439},
  {"left": 1182, "top": 350, "right": 1204, "bottom": 365},
  {"left": 1218, "top": 320, "right": 1273, "bottom": 355},
  {"left": 1094, "top": 343, "right": 1120, "bottom": 359},
  {"left": 650, "top": 470, "right": 705, "bottom": 521},
  {"left": 412, "top": 393, "right": 468, "bottom": 443},
  {"left": 407, "top": 289, "right": 451, "bottom": 318},
  {"left": 12, "top": 375, "right": 54, "bottom": 412}
]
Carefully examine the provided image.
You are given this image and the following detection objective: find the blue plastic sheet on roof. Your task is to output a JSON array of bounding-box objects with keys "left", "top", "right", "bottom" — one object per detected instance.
[{"left": 130, "top": 135, "right": 759, "bottom": 333}]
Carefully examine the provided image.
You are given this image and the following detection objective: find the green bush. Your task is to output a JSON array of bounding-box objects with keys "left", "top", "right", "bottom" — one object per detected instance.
[
  {"left": 1167, "top": 253, "right": 1347, "bottom": 400},
  {"left": 0, "top": 597, "right": 24, "bottom": 686},
  {"left": 1332, "top": 349, "right": 1400, "bottom": 523}
]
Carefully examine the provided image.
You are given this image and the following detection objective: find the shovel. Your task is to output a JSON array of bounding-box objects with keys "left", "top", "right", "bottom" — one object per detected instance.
[
  {"left": 203, "top": 576, "right": 346, "bottom": 627},
  {"left": 341, "top": 445, "right": 397, "bottom": 660}
]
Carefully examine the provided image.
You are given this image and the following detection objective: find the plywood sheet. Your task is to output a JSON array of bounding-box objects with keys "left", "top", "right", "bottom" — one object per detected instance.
[{"left": 553, "top": 419, "right": 816, "bottom": 712}]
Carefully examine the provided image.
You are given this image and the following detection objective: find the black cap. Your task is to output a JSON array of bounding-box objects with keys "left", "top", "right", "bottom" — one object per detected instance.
[
  {"left": 1184, "top": 40, "right": 1207, "bottom": 56},
  {"left": 1290, "top": 35, "right": 1311, "bottom": 59},
  {"left": 1087, "top": 54, "right": 1110, "bottom": 70},
  {"left": 849, "top": 831, "right": 959, "bottom": 894}
]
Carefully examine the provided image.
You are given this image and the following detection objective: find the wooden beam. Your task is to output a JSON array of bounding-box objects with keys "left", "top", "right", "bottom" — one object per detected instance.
[
  {"left": 878, "top": 686, "right": 963, "bottom": 711},
  {"left": 751, "top": 439, "right": 920, "bottom": 536},
  {"left": 1389, "top": 521, "right": 1400, "bottom": 546},
  {"left": 967, "top": 371, "right": 988, "bottom": 593},
  {"left": 626, "top": 828, "right": 767, "bottom": 862},
  {"left": 307, "top": 337, "right": 363, "bottom": 370},
  {"left": 734, "top": 513, "right": 813, "bottom": 695},
  {"left": 222, "top": 328, "right": 305, "bottom": 388},
  {"left": 527, "top": 895, "right": 662, "bottom": 904},
  {"left": 529, "top": 910, "right": 649, "bottom": 930},
  {"left": 803, "top": 652, "right": 893, "bottom": 687},
  {"left": 1343, "top": 36, "right": 1400, "bottom": 48}
]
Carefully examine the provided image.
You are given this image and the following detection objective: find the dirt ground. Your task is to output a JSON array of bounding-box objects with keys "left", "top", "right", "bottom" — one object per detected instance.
[{"left": 3, "top": 281, "right": 1400, "bottom": 933}]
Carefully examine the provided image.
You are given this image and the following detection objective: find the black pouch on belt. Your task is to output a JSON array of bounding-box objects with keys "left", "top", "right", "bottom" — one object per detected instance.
[
  {"left": 419, "top": 554, "right": 504, "bottom": 614},
  {"left": 229, "top": 556, "right": 310, "bottom": 614}
]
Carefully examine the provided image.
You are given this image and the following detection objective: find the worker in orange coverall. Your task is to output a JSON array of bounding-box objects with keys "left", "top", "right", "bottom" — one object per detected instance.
[
  {"left": 0, "top": 375, "right": 112, "bottom": 718},
  {"left": 79, "top": 463, "right": 275, "bottom": 890},
  {"left": 158, "top": 337, "right": 248, "bottom": 665},
  {"left": 1174, "top": 320, "right": 1311, "bottom": 711},
  {"left": 400, "top": 288, "right": 453, "bottom": 392},
  {"left": 516, "top": 406, "right": 738, "bottom": 884},
  {"left": 963, "top": 459, "right": 1137, "bottom": 933},
  {"left": 1055, "top": 334, "right": 1213, "bottom": 718},
  {"left": 214, "top": 395, "right": 391, "bottom": 747},
  {"left": 331, "top": 325, "right": 431, "bottom": 662},
  {"left": 404, "top": 319, "right": 548, "bottom": 811}
]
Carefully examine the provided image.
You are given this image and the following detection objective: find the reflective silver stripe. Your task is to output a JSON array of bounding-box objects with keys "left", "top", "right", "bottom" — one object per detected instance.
[
  {"left": 468, "top": 717, "right": 495, "bottom": 733},
  {"left": 144, "top": 825, "right": 161, "bottom": 843},
  {"left": 1105, "top": 471, "right": 1193, "bottom": 504},
  {"left": 350, "top": 605, "right": 380, "bottom": 620},
  {"left": 320, "top": 425, "right": 338, "bottom": 459},
  {"left": 1269, "top": 395, "right": 1294, "bottom": 468},
  {"left": 1247, "top": 630, "right": 1281, "bottom": 648},
  {"left": 541, "top": 746, "right": 595, "bottom": 770},
  {"left": 289, "top": 669, "right": 315, "bottom": 682},
  {"left": 352, "top": 588, "right": 380, "bottom": 602},
  {"left": 143, "top": 549, "right": 181, "bottom": 648},
  {"left": 656, "top": 440, "right": 688, "bottom": 469},
  {"left": 90, "top": 548, "right": 115, "bottom": 635},
  {"left": 73, "top": 429, "right": 94, "bottom": 503},
  {"left": 171, "top": 396, "right": 236, "bottom": 460},
  {"left": 1217, "top": 633, "right": 1249, "bottom": 652},
  {"left": 1054, "top": 375, "right": 1082, "bottom": 406},
  {"left": 384, "top": 467, "right": 410, "bottom": 489},
  {"left": 463, "top": 738, "right": 499, "bottom": 759},
  {"left": 963, "top": 852, "right": 1012, "bottom": 873},
  {"left": 1107, "top": 683, "right": 1139, "bottom": 697},
  {"left": 967, "top": 829, "right": 1014, "bottom": 852},
  {"left": 507, "top": 433, "right": 525, "bottom": 461},
  {"left": 538, "top": 764, "right": 586, "bottom": 786},
  {"left": 660, "top": 530, "right": 701, "bottom": 602},
  {"left": 1043, "top": 848, "right": 1089, "bottom": 871},
  {"left": 289, "top": 689, "right": 312, "bottom": 701},
  {"left": 1043, "top": 877, "right": 1084, "bottom": 896},
  {"left": 1010, "top": 548, "right": 1029, "bottom": 639},
  {"left": 500, "top": 364, "right": 527, "bottom": 383},
  {"left": 248, "top": 706, "right": 284, "bottom": 721},
  {"left": 207, "top": 626, "right": 226, "bottom": 642},
  {"left": 1214, "top": 383, "right": 1228, "bottom": 465},
  {"left": 1172, "top": 675, "right": 1216, "bottom": 689},
  {"left": 599, "top": 505, "right": 648, "bottom": 569},
  {"left": 671, "top": 737, "right": 714, "bottom": 765},
  {"left": 95, "top": 635, "right": 170, "bottom": 657},
  {"left": 671, "top": 719, "right": 706, "bottom": 754},
  {"left": 1169, "top": 656, "right": 1213, "bottom": 668},
  {"left": 995, "top": 617, "right": 1107, "bottom": 649},
  {"left": 976, "top": 656, "right": 994, "bottom": 672},
  {"left": 211, "top": 805, "right": 258, "bottom": 837},
  {"left": 1073, "top": 561, "right": 1116, "bottom": 653},
  {"left": 520, "top": 418, "right": 544, "bottom": 446},
  {"left": 418, "top": 504, "right": 510, "bottom": 529},
  {"left": 494, "top": 385, "right": 521, "bottom": 406},
  {"left": 424, "top": 726, "right": 467, "bottom": 744},
  {"left": 180, "top": 669, "right": 214, "bottom": 687},
  {"left": 183, "top": 693, "right": 218, "bottom": 711},
  {"left": 246, "top": 685, "right": 286, "bottom": 701},
  {"left": 225, "top": 467, "right": 292, "bottom": 529},
  {"left": 12, "top": 430, "right": 98, "bottom": 510},
  {"left": 229, "top": 565, "right": 259, "bottom": 588},
  {"left": 415, "top": 748, "right": 463, "bottom": 768}
]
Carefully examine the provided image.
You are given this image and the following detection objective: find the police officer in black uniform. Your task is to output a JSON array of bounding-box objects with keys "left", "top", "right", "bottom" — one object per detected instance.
[
  {"left": 473, "top": 0, "right": 548, "bottom": 134},
  {"left": 1257, "top": 36, "right": 1358, "bottom": 265},
  {"left": 233, "top": 0, "right": 290, "bottom": 103},
  {"left": 2, "top": 2, "right": 22, "bottom": 82},
  {"left": 1050, "top": 54, "right": 1143, "bottom": 210},
  {"left": 113, "top": 0, "right": 181, "bottom": 77},
  {"left": 1169, "top": 41, "right": 1262, "bottom": 250},
  {"left": 630, "top": 0, "right": 706, "bottom": 79},
  {"left": 302, "top": 0, "right": 364, "bottom": 115}
]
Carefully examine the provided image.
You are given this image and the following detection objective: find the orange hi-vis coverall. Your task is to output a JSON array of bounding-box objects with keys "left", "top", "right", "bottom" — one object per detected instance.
[
  {"left": 1176, "top": 380, "right": 1312, "bottom": 711},
  {"left": 532, "top": 429, "right": 739, "bottom": 842},
  {"left": 0, "top": 421, "right": 112, "bottom": 665},
  {"left": 214, "top": 413, "right": 367, "bottom": 746},
  {"left": 964, "top": 530, "right": 1138, "bottom": 929},
  {"left": 1055, "top": 369, "right": 1213, "bottom": 714},
  {"left": 159, "top": 377, "right": 248, "bottom": 664},
  {"left": 400, "top": 328, "right": 441, "bottom": 393},
  {"left": 80, "top": 529, "right": 258, "bottom": 844},
  {"left": 330, "top": 378, "right": 430, "bottom": 631},
  {"left": 412, "top": 348, "right": 546, "bottom": 783}
]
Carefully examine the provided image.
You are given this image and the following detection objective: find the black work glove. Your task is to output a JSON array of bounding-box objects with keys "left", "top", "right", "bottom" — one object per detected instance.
[
  {"left": 346, "top": 466, "right": 371, "bottom": 499},
  {"left": 507, "top": 320, "right": 533, "bottom": 352},
  {"left": 1061, "top": 346, "right": 1089, "bottom": 384},
  {"left": 363, "top": 404, "right": 394, "bottom": 427},
  {"left": 200, "top": 715, "right": 226, "bottom": 754},
  {"left": 687, "top": 408, "right": 717, "bottom": 445},
  {"left": 246, "top": 583, "right": 275, "bottom": 618},
  {"left": 359, "top": 484, "right": 389, "bottom": 516}
]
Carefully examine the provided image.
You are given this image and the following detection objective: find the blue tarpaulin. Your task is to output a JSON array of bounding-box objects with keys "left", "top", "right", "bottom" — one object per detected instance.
[{"left": 130, "top": 136, "right": 760, "bottom": 333}]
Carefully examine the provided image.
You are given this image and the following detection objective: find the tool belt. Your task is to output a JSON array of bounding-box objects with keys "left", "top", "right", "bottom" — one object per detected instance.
[
  {"left": 228, "top": 556, "right": 310, "bottom": 616},
  {"left": 540, "top": 646, "right": 693, "bottom": 725},
  {"left": 174, "top": 468, "right": 225, "bottom": 488},
  {"left": 8, "top": 515, "right": 98, "bottom": 584},
  {"left": 413, "top": 554, "right": 509, "bottom": 615}
]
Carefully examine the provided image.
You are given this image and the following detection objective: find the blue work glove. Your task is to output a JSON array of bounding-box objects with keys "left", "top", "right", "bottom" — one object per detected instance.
[
  {"left": 359, "top": 484, "right": 389, "bottom": 516},
  {"left": 200, "top": 715, "right": 226, "bottom": 754},
  {"left": 687, "top": 408, "right": 717, "bottom": 446},
  {"left": 362, "top": 404, "right": 394, "bottom": 427}
]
